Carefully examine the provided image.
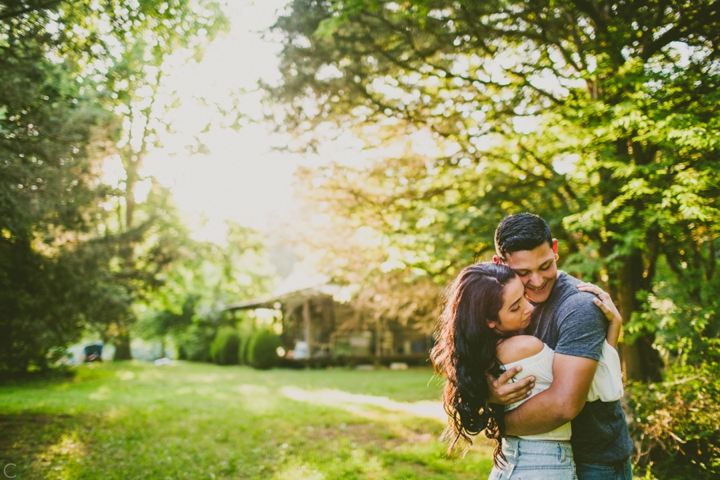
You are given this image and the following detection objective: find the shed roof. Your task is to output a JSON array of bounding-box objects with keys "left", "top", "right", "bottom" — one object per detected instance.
[{"left": 223, "top": 284, "right": 344, "bottom": 312}]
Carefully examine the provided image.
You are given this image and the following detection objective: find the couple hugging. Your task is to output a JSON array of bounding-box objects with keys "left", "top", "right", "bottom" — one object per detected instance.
[{"left": 431, "top": 213, "right": 633, "bottom": 480}]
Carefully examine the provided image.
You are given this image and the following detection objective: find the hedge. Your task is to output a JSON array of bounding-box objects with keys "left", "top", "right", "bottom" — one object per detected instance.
[
  {"left": 247, "top": 329, "right": 282, "bottom": 370},
  {"left": 209, "top": 327, "right": 240, "bottom": 365}
]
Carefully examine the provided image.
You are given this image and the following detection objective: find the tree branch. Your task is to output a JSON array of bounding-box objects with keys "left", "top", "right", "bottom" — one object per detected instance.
[{"left": 0, "top": 0, "right": 62, "bottom": 22}]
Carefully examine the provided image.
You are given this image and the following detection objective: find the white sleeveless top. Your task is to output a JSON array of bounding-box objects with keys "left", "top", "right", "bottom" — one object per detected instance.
[{"left": 502, "top": 340, "right": 624, "bottom": 441}]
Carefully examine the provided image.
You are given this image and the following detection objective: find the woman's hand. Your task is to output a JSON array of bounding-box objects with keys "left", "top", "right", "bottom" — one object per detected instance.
[
  {"left": 487, "top": 367, "right": 535, "bottom": 405},
  {"left": 577, "top": 282, "right": 622, "bottom": 348}
]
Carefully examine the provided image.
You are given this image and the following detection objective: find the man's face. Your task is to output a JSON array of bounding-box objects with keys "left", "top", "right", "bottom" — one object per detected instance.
[{"left": 503, "top": 240, "right": 558, "bottom": 304}]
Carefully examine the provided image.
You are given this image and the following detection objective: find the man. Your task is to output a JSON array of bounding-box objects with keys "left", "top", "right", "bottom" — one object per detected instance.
[{"left": 490, "top": 213, "right": 633, "bottom": 479}]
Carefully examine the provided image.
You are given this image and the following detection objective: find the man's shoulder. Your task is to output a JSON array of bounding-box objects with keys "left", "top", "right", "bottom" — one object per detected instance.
[
  {"left": 559, "top": 290, "right": 600, "bottom": 312},
  {"left": 553, "top": 271, "right": 582, "bottom": 293},
  {"left": 552, "top": 273, "right": 597, "bottom": 307},
  {"left": 546, "top": 273, "right": 605, "bottom": 323}
]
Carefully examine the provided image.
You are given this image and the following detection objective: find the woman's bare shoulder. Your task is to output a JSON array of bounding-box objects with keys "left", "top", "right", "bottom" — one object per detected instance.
[{"left": 496, "top": 335, "right": 545, "bottom": 365}]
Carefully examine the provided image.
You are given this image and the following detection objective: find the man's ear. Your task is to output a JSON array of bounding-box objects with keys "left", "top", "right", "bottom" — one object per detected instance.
[
  {"left": 552, "top": 238, "right": 558, "bottom": 259},
  {"left": 493, "top": 255, "right": 503, "bottom": 264}
]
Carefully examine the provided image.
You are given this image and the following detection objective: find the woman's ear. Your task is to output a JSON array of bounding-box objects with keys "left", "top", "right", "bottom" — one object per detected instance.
[{"left": 486, "top": 320, "right": 497, "bottom": 330}]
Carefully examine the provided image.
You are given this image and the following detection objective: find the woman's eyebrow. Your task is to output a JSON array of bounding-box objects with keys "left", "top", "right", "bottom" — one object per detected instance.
[{"left": 509, "top": 297, "right": 521, "bottom": 309}]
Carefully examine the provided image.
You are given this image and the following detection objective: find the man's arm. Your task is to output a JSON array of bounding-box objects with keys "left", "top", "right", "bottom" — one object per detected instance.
[{"left": 504, "top": 353, "right": 598, "bottom": 436}]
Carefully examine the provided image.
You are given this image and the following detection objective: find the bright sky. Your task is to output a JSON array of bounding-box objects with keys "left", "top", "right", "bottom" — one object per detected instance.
[
  {"left": 100, "top": 0, "right": 535, "bottom": 247},
  {"left": 104, "top": 0, "right": 308, "bottom": 244},
  {"left": 157, "top": 0, "right": 296, "bottom": 243}
]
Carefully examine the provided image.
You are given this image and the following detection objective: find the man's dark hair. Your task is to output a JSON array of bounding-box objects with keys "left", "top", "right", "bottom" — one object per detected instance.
[{"left": 494, "top": 213, "right": 553, "bottom": 261}]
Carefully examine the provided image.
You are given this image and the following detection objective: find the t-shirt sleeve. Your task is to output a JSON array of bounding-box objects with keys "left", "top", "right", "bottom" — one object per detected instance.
[{"left": 553, "top": 292, "right": 607, "bottom": 361}]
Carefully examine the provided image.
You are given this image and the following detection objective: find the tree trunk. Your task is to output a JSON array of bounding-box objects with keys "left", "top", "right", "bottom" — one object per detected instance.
[
  {"left": 111, "top": 157, "right": 140, "bottom": 362},
  {"left": 113, "top": 328, "right": 132, "bottom": 361},
  {"left": 125, "top": 159, "right": 138, "bottom": 229},
  {"left": 615, "top": 250, "right": 663, "bottom": 382}
]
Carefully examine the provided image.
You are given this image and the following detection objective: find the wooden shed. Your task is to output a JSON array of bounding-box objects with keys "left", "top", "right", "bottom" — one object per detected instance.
[{"left": 225, "top": 284, "right": 434, "bottom": 366}]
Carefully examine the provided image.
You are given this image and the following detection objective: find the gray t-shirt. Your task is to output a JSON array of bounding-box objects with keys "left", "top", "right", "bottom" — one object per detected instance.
[{"left": 527, "top": 271, "right": 633, "bottom": 464}]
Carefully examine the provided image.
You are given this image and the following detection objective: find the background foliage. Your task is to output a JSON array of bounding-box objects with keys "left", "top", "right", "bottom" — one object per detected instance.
[
  {"left": 0, "top": 0, "right": 273, "bottom": 374},
  {"left": 2, "top": 0, "right": 719, "bottom": 477},
  {"left": 267, "top": 0, "right": 720, "bottom": 476},
  {"left": 247, "top": 328, "right": 283, "bottom": 370}
]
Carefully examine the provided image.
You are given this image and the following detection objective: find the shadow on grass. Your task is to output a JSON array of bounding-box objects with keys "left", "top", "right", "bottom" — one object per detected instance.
[
  {"left": 0, "top": 368, "right": 76, "bottom": 388},
  {"left": 0, "top": 413, "right": 89, "bottom": 478}
]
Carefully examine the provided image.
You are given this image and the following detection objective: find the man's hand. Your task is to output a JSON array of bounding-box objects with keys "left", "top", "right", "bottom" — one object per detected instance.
[{"left": 487, "top": 366, "right": 535, "bottom": 405}]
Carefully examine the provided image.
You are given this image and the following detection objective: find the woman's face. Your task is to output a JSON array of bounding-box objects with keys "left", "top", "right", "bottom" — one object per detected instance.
[{"left": 487, "top": 276, "right": 534, "bottom": 335}]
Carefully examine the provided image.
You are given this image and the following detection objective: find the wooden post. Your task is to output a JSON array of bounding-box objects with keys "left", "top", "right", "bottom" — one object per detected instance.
[
  {"left": 375, "top": 318, "right": 382, "bottom": 359},
  {"left": 303, "top": 299, "right": 311, "bottom": 360}
]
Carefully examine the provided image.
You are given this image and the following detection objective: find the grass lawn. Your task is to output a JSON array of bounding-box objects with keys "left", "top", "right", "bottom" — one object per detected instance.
[{"left": 0, "top": 361, "right": 495, "bottom": 479}]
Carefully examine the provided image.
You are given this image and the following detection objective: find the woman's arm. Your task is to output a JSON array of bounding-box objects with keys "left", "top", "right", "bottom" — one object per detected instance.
[{"left": 577, "top": 283, "right": 622, "bottom": 348}]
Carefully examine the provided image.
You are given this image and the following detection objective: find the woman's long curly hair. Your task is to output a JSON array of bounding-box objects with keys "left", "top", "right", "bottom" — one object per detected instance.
[{"left": 430, "top": 262, "right": 517, "bottom": 465}]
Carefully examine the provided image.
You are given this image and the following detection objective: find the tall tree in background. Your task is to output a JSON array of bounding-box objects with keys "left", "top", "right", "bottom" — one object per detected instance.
[
  {"left": 268, "top": 0, "right": 720, "bottom": 381},
  {"left": 0, "top": 0, "right": 230, "bottom": 371},
  {"left": 0, "top": 0, "right": 111, "bottom": 372},
  {"left": 90, "top": 0, "right": 229, "bottom": 358}
]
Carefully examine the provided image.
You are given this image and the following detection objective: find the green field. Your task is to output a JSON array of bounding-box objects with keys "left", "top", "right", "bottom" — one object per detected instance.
[{"left": 0, "top": 362, "right": 494, "bottom": 479}]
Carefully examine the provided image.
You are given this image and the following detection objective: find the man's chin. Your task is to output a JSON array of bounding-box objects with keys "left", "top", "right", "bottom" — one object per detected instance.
[
  {"left": 526, "top": 283, "right": 553, "bottom": 303},
  {"left": 527, "top": 292, "right": 550, "bottom": 303}
]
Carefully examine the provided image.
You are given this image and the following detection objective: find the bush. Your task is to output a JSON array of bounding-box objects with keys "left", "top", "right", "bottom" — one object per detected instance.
[
  {"left": 238, "top": 332, "right": 254, "bottom": 365},
  {"left": 247, "top": 329, "right": 282, "bottom": 370},
  {"left": 176, "top": 324, "right": 214, "bottom": 363},
  {"left": 209, "top": 327, "right": 240, "bottom": 365},
  {"left": 627, "top": 362, "right": 720, "bottom": 479}
]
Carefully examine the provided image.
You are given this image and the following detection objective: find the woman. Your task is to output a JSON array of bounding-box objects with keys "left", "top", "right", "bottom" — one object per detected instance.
[{"left": 430, "top": 262, "right": 623, "bottom": 479}]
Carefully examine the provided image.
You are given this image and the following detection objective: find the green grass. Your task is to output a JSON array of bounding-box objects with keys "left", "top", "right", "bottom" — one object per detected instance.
[{"left": 0, "top": 362, "right": 494, "bottom": 479}]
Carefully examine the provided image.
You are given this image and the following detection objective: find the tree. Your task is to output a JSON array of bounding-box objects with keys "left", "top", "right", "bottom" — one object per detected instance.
[
  {"left": 135, "top": 219, "right": 277, "bottom": 361},
  {"left": 91, "top": 0, "right": 229, "bottom": 359},
  {"left": 268, "top": 0, "right": 720, "bottom": 381},
  {"left": 0, "top": 1, "right": 115, "bottom": 373},
  {"left": 0, "top": 0, "right": 230, "bottom": 371},
  {"left": 0, "top": 1, "right": 62, "bottom": 22}
]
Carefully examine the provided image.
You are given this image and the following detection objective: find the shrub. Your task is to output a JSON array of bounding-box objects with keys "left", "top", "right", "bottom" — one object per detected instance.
[
  {"left": 247, "top": 329, "right": 282, "bottom": 370},
  {"left": 627, "top": 362, "right": 720, "bottom": 479},
  {"left": 176, "top": 324, "right": 214, "bottom": 363},
  {"left": 238, "top": 332, "right": 254, "bottom": 365},
  {"left": 209, "top": 327, "right": 240, "bottom": 365}
]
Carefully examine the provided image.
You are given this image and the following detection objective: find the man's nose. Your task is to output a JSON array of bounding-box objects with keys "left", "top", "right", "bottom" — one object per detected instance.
[{"left": 529, "top": 272, "right": 542, "bottom": 286}]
